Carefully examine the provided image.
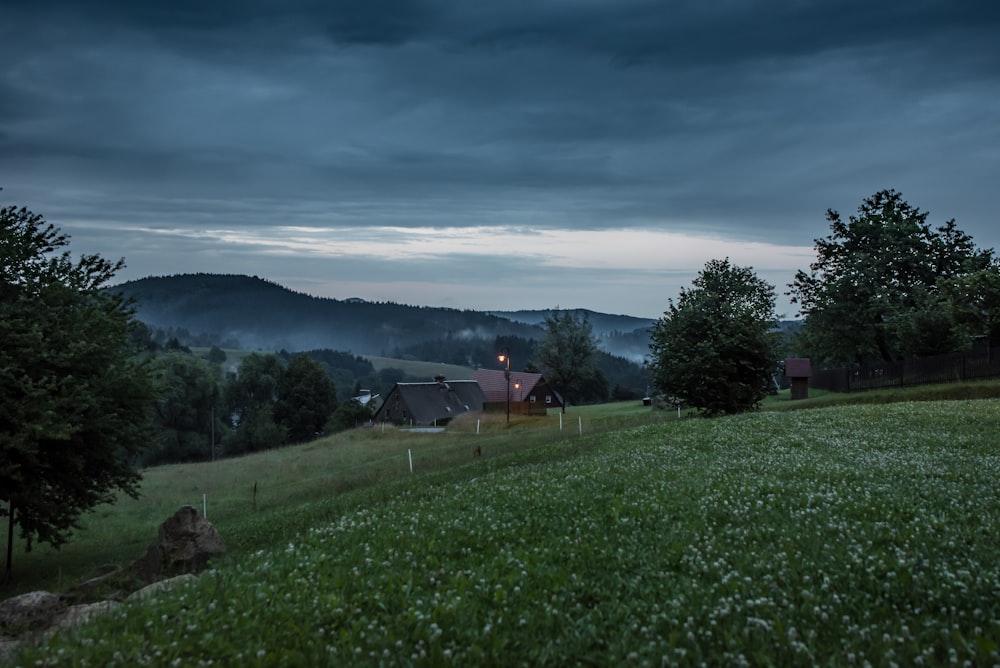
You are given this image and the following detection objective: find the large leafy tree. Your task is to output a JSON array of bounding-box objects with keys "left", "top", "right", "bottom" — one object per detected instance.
[
  {"left": 1, "top": 201, "right": 158, "bottom": 581},
  {"left": 533, "top": 308, "right": 599, "bottom": 412},
  {"left": 224, "top": 353, "right": 288, "bottom": 453},
  {"left": 147, "top": 351, "right": 226, "bottom": 465},
  {"left": 649, "top": 259, "right": 779, "bottom": 416},
  {"left": 938, "top": 264, "right": 1000, "bottom": 349},
  {"left": 275, "top": 354, "right": 337, "bottom": 443},
  {"left": 788, "top": 189, "right": 993, "bottom": 366}
]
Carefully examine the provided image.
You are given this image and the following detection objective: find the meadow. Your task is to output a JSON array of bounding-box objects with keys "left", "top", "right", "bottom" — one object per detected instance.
[{"left": 9, "top": 386, "right": 1000, "bottom": 665}]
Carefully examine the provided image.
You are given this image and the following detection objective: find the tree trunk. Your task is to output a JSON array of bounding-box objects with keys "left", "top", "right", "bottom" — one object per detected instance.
[{"left": 4, "top": 501, "right": 13, "bottom": 584}]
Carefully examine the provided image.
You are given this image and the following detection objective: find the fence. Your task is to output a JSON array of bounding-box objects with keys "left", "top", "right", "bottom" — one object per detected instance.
[{"left": 810, "top": 346, "right": 1000, "bottom": 393}]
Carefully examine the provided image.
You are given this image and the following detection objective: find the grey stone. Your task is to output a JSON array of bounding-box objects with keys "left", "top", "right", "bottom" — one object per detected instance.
[
  {"left": 0, "top": 638, "right": 22, "bottom": 665},
  {"left": 157, "top": 505, "right": 226, "bottom": 574},
  {"left": 126, "top": 574, "right": 197, "bottom": 603},
  {"left": 128, "top": 543, "right": 163, "bottom": 585},
  {"left": 0, "top": 591, "right": 62, "bottom": 634},
  {"left": 45, "top": 601, "right": 121, "bottom": 639}
]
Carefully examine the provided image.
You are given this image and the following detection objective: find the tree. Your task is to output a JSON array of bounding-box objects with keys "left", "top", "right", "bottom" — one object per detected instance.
[
  {"left": 788, "top": 189, "right": 993, "bottom": 366},
  {"left": 205, "top": 345, "right": 227, "bottom": 365},
  {"left": 328, "top": 398, "right": 374, "bottom": 433},
  {"left": 147, "top": 351, "right": 225, "bottom": 465},
  {"left": 938, "top": 264, "right": 1000, "bottom": 349},
  {"left": 275, "top": 354, "right": 337, "bottom": 443},
  {"left": 1, "top": 201, "right": 158, "bottom": 581},
  {"left": 533, "top": 308, "right": 599, "bottom": 412},
  {"left": 649, "top": 258, "right": 779, "bottom": 416},
  {"left": 224, "top": 353, "right": 287, "bottom": 453}
]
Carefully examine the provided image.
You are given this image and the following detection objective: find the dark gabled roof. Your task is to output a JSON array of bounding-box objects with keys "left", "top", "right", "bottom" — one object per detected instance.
[{"left": 374, "top": 380, "right": 486, "bottom": 425}]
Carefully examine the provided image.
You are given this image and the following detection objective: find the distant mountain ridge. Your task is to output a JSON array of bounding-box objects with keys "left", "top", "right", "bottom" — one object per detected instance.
[
  {"left": 111, "top": 274, "right": 655, "bottom": 358},
  {"left": 489, "top": 309, "right": 656, "bottom": 336}
]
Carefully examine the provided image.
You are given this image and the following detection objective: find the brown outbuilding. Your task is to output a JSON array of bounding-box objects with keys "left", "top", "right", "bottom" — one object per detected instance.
[
  {"left": 785, "top": 358, "right": 812, "bottom": 400},
  {"left": 472, "top": 369, "right": 563, "bottom": 416}
]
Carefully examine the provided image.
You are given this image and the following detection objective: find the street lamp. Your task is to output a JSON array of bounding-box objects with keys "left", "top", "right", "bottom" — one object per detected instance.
[{"left": 498, "top": 348, "right": 511, "bottom": 424}]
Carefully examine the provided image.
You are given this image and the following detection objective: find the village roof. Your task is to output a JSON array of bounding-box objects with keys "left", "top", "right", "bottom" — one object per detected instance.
[
  {"left": 373, "top": 379, "right": 486, "bottom": 425},
  {"left": 352, "top": 389, "right": 379, "bottom": 406},
  {"left": 472, "top": 369, "right": 552, "bottom": 403},
  {"left": 784, "top": 358, "right": 812, "bottom": 378}
]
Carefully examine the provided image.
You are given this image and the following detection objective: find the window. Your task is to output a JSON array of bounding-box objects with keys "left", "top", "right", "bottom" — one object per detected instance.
[
  {"left": 545, "top": 395, "right": 552, "bottom": 404},
  {"left": 529, "top": 395, "right": 536, "bottom": 403}
]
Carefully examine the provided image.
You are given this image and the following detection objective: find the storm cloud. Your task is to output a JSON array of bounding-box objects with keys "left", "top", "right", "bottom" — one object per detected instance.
[{"left": 2, "top": 0, "right": 998, "bottom": 317}]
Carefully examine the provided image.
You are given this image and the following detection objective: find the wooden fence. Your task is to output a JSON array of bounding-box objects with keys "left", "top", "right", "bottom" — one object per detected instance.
[{"left": 810, "top": 346, "right": 1000, "bottom": 393}]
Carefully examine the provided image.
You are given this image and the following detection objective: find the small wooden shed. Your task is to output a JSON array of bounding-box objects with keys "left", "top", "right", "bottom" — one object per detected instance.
[{"left": 785, "top": 358, "right": 812, "bottom": 400}]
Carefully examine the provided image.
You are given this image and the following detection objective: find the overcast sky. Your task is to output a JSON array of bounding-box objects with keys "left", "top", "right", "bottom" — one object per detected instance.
[{"left": 2, "top": 0, "right": 998, "bottom": 319}]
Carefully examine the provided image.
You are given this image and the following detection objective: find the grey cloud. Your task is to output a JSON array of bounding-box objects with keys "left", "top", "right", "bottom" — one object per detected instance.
[{"left": 1, "top": 0, "right": 998, "bottom": 318}]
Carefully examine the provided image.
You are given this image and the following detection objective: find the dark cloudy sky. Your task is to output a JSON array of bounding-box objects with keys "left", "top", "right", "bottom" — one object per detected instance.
[{"left": 2, "top": 0, "right": 998, "bottom": 318}]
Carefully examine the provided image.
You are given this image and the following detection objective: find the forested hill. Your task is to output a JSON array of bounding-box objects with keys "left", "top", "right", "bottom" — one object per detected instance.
[
  {"left": 489, "top": 309, "right": 656, "bottom": 336},
  {"left": 110, "top": 274, "right": 653, "bottom": 358},
  {"left": 111, "top": 274, "right": 541, "bottom": 354},
  {"left": 491, "top": 309, "right": 657, "bottom": 363}
]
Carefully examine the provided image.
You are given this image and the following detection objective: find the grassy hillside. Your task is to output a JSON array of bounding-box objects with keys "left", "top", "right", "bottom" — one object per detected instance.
[
  {"left": 364, "top": 355, "right": 476, "bottom": 381},
  {"left": 185, "top": 349, "right": 476, "bottom": 385},
  {"left": 11, "top": 391, "right": 1000, "bottom": 665}
]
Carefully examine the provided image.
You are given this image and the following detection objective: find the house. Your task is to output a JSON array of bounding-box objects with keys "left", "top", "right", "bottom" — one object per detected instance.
[
  {"left": 352, "top": 389, "right": 380, "bottom": 408},
  {"left": 372, "top": 376, "right": 486, "bottom": 426},
  {"left": 471, "top": 369, "right": 563, "bottom": 416}
]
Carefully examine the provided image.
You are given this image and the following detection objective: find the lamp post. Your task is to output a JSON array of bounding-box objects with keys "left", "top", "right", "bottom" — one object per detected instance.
[{"left": 498, "top": 348, "right": 511, "bottom": 424}]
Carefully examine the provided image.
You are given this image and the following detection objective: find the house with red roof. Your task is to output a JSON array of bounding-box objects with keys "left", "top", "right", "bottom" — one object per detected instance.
[{"left": 471, "top": 369, "right": 563, "bottom": 416}]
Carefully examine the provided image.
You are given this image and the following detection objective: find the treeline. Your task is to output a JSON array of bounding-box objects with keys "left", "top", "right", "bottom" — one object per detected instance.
[
  {"left": 141, "top": 341, "right": 459, "bottom": 465},
  {"left": 146, "top": 349, "right": 352, "bottom": 465},
  {"left": 393, "top": 332, "right": 649, "bottom": 398},
  {"left": 648, "top": 189, "right": 1000, "bottom": 416},
  {"left": 142, "top": 328, "right": 652, "bottom": 465}
]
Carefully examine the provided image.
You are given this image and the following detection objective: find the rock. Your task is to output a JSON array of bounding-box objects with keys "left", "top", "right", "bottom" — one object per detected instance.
[
  {"left": 45, "top": 601, "right": 121, "bottom": 639},
  {"left": 66, "top": 565, "right": 126, "bottom": 601},
  {"left": 126, "top": 506, "right": 226, "bottom": 584},
  {"left": 129, "top": 544, "right": 163, "bottom": 585},
  {"left": 0, "top": 639, "right": 22, "bottom": 665},
  {"left": 126, "top": 574, "right": 197, "bottom": 603},
  {"left": 157, "top": 506, "right": 226, "bottom": 575},
  {"left": 0, "top": 508, "right": 224, "bottom": 659},
  {"left": 0, "top": 591, "right": 63, "bottom": 635}
]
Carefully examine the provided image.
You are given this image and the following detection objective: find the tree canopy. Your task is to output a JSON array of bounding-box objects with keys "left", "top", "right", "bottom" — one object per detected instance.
[
  {"left": 146, "top": 352, "right": 225, "bottom": 466},
  {"left": 649, "top": 259, "right": 779, "bottom": 416},
  {"left": 224, "top": 353, "right": 288, "bottom": 454},
  {"left": 275, "top": 354, "right": 338, "bottom": 443},
  {"left": 533, "top": 308, "right": 600, "bottom": 411},
  {"left": 1, "top": 201, "right": 158, "bottom": 580},
  {"left": 788, "top": 189, "right": 994, "bottom": 366},
  {"left": 938, "top": 265, "right": 1000, "bottom": 349}
]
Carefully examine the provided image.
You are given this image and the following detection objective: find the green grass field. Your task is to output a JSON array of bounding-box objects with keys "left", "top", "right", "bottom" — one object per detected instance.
[
  {"left": 8, "top": 383, "right": 1000, "bottom": 665},
  {"left": 186, "top": 349, "right": 477, "bottom": 383},
  {"left": 363, "top": 355, "right": 476, "bottom": 381}
]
